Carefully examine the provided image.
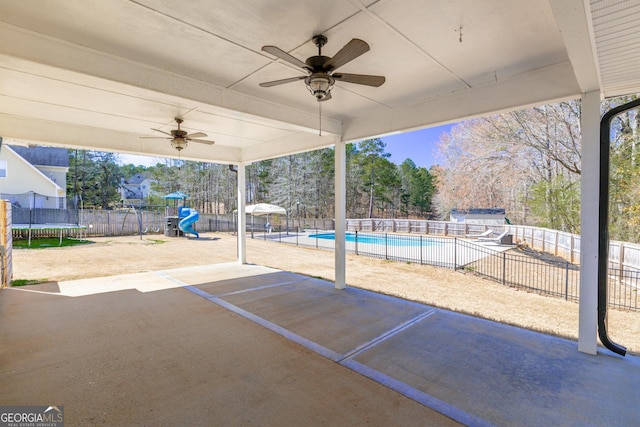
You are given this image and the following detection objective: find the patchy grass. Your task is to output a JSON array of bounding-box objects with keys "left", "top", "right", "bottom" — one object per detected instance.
[
  {"left": 107, "top": 238, "right": 168, "bottom": 245},
  {"left": 13, "top": 237, "right": 92, "bottom": 249},
  {"left": 11, "top": 279, "right": 49, "bottom": 286},
  {"left": 143, "top": 239, "right": 167, "bottom": 245}
]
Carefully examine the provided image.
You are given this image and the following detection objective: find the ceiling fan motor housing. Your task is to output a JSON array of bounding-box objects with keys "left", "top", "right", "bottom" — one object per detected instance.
[
  {"left": 142, "top": 116, "right": 213, "bottom": 151},
  {"left": 259, "top": 35, "right": 383, "bottom": 102}
]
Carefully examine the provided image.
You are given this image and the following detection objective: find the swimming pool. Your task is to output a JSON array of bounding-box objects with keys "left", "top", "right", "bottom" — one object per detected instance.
[{"left": 307, "top": 232, "right": 442, "bottom": 247}]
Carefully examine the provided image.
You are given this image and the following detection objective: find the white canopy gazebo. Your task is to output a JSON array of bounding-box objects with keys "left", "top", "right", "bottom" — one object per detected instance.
[
  {"left": 241, "top": 203, "right": 287, "bottom": 233},
  {"left": 245, "top": 204, "right": 287, "bottom": 217}
]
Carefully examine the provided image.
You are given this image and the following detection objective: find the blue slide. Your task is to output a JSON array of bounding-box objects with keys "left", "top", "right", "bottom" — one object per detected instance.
[{"left": 178, "top": 207, "right": 200, "bottom": 238}]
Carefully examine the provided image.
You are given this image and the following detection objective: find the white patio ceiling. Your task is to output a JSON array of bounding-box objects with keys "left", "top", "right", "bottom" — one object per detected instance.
[{"left": 0, "top": 0, "right": 639, "bottom": 164}]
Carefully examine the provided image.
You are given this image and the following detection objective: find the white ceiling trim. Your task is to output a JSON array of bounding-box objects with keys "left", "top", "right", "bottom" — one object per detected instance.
[{"left": 590, "top": 0, "right": 640, "bottom": 98}]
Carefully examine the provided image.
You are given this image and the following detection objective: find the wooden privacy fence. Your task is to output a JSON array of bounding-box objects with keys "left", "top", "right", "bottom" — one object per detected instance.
[
  {"left": 505, "top": 226, "right": 580, "bottom": 263},
  {"left": 10, "top": 209, "right": 640, "bottom": 274},
  {"left": 10, "top": 208, "right": 334, "bottom": 238},
  {"left": 11, "top": 208, "right": 237, "bottom": 238}
]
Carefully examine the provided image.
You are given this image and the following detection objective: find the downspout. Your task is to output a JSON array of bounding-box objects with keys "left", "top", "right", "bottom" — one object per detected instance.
[{"left": 597, "top": 99, "right": 639, "bottom": 356}]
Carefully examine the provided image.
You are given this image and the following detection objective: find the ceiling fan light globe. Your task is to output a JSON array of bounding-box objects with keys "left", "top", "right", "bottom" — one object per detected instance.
[
  {"left": 171, "top": 138, "right": 188, "bottom": 151},
  {"left": 305, "top": 74, "right": 334, "bottom": 101}
]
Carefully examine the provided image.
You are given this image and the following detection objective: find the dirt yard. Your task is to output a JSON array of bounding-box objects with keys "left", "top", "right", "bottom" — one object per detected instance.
[{"left": 10, "top": 232, "right": 640, "bottom": 354}]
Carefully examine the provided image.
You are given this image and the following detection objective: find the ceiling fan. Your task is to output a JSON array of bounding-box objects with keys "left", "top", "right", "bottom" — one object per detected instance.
[
  {"left": 260, "top": 35, "right": 385, "bottom": 102},
  {"left": 141, "top": 117, "right": 214, "bottom": 152}
]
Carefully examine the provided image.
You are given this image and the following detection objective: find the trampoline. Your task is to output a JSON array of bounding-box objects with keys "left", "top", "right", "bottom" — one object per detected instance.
[{"left": 13, "top": 223, "right": 87, "bottom": 246}]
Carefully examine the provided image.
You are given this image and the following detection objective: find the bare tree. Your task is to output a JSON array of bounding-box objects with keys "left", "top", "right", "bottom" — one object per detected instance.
[{"left": 434, "top": 100, "right": 582, "bottom": 231}]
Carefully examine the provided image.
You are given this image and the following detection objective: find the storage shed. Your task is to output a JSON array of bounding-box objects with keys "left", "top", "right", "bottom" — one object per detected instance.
[{"left": 450, "top": 208, "right": 506, "bottom": 226}]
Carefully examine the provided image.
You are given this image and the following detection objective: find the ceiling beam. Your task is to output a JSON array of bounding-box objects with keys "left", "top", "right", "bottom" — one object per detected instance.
[
  {"left": 240, "top": 132, "right": 340, "bottom": 163},
  {"left": 0, "top": 114, "right": 242, "bottom": 164},
  {"left": 548, "top": 0, "right": 601, "bottom": 94},
  {"left": 341, "top": 61, "right": 582, "bottom": 142},
  {"left": 0, "top": 23, "right": 342, "bottom": 137}
]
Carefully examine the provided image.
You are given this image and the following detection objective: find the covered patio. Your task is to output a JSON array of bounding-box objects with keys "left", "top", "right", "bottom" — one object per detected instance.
[{"left": 1, "top": 0, "right": 640, "bottom": 423}]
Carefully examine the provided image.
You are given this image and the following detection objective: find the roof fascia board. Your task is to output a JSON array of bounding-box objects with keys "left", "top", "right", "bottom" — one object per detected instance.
[{"left": 341, "top": 61, "right": 582, "bottom": 143}]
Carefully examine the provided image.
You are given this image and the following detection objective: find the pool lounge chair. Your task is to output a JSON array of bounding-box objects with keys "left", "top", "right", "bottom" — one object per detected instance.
[
  {"left": 477, "top": 230, "right": 513, "bottom": 245},
  {"left": 465, "top": 229, "right": 494, "bottom": 239}
]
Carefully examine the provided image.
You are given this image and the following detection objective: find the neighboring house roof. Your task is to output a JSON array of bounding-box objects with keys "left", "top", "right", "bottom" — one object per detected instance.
[
  {"left": 125, "top": 173, "right": 150, "bottom": 184},
  {"left": 120, "top": 173, "right": 156, "bottom": 201},
  {"left": 9, "top": 145, "right": 69, "bottom": 167},
  {"left": 451, "top": 208, "right": 506, "bottom": 216}
]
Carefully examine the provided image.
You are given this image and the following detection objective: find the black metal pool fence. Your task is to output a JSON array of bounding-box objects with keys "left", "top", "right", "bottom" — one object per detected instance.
[{"left": 253, "top": 229, "right": 640, "bottom": 312}]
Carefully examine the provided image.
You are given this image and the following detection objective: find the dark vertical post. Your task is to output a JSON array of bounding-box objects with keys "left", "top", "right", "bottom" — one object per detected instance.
[
  {"left": 453, "top": 237, "right": 457, "bottom": 270},
  {"left": 502, "top": 252, "right": 506, "bottom": 286},
  {"left": 385, "top": 233, "right": 388, "bottom": 260},
  {"left": 355, "top": 230, "right": 359, "bottom": 255},
  {"left": 565, "top": 261, "right": 570, "bottom": 301}
]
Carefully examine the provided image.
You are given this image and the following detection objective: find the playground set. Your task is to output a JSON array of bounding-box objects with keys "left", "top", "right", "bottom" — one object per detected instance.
[
  {"left": 165, "top": 205, "right": 200, "bottom": 238},
  {"left": 162, "top": 191, "right": 200, "bottom": 238}
]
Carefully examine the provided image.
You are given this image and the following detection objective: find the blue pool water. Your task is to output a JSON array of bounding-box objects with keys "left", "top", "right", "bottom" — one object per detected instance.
[{"left": 308, "top": 232, "right": 441, "bottom": 247}]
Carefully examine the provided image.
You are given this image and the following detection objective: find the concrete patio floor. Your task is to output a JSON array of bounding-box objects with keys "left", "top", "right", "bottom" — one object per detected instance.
[{"left": 1, "top": 262, "right": 639, "bottom": 426}]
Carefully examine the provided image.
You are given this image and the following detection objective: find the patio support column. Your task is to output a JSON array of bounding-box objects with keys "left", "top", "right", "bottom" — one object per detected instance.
[
  {"left": 237, "top": 162, "right": 247, "bottom": 264},
  {"left": 334, "top": 141, "right": 346, "bottom": 289},
  {"left": 578, "top": 90, "right": 601, "bottom": 355}
]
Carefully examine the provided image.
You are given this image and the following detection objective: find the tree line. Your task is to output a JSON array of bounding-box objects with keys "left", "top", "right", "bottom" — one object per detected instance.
[
  {"left": 66, "top": 94, "right": 640, "bottom": 243},
  {"left": 66, "top": 139, "right": 436, "bottom": 220},
  {"left": 434, "top": 95, "right": 640, "bottom": 243}
]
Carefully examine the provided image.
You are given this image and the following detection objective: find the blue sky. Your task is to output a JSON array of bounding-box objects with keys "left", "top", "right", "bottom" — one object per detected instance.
[
  {"left": 379, "top": 124, "right": 454, "bottom": 168},
  {"left": 119, "top": 123, "right": 455, "bottom": 169}
]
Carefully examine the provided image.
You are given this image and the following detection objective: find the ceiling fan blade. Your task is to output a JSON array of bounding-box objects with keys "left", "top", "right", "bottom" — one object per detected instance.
[
  {"left": 186, "top": 132, "right": 207, "bottom": 139},
  {"left": 262, "top": 45, "right": 309, "bottom": 70},
  {"left": 259, "top": 76, "right": 306, "bottom": 87},
  {"left": 150, "top": 128, "right": 174, "bottom": 137},
  {"left": 333, "top": 73, "right": 385, "bottom": 87},
  {"left": 140, "top": 136, "right": 171, "bottom": 140},
  {"left": 323, "top": 39, "right": 370, "bottom": 71},
  {"left": 190, "top": 138, "right": 215, "bottom": 145}
]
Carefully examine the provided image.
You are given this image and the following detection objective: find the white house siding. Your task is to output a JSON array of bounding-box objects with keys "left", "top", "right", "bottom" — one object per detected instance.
[{"left": 0, "top": 146, "right": 65, "bottom": 209}]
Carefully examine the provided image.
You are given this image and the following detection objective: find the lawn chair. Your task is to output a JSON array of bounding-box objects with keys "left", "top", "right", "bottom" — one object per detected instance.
[
  {"left": 478, "top": 230, "right": 513, "bottom": 244},
  {"left": 465, "top": 229, "right": 494, "bottom": 239}
]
